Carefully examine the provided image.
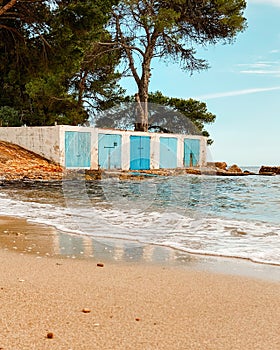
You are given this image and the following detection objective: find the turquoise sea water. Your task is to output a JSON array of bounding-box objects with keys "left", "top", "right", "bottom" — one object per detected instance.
[{"left": 0, "top": 168, "right": 279, "bottom": 266}]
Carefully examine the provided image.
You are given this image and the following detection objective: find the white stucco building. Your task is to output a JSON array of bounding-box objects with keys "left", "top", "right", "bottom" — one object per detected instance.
[{"left": 0, "top": 125, "right": 207, "bottom": 170}]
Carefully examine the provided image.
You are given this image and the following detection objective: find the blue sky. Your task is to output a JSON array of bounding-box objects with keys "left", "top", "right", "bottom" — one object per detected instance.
[{"left": 121, "top": 0, "right": 280, "bottom": 166}]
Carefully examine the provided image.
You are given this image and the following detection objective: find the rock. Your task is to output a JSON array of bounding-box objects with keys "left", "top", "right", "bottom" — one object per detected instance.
[
  {"left": 207, "top": 162, "right": 227, "bottom": 170},
  {"left": 85, "top": 169, "right": 102, "bottom": 180},
  {"left": 82, "top": 308, "right": 91, "bottom": 313},
  {"left": 0, "top": 141, "right": 63, "bottom": 181},
  {"left": 185, "top": 168, "right": 201, "bottom": 175},
  {"left": 217, "top": 171, "right": 248, "bottom": 176},
  {"left": 97, "top": 263, "right": 104, "bottom": 267},
  {"left": 227, "top": 164, "right": 242, "bottom": 173},
  {"left": 243, "top": 170, "right": 257, "bottom": 175},
  {"left": 259, "top": 166, "right": 280, "bottom": 175},
  {"left": 135, "top": 318, "right": 141, "bottom": 321},
  {"left": 202, "top": 168, "right": 219, "bottom": 175},
  {"left": 46, "top": 332, "right": 54, "bottom": 339},
  {"left": 259, "top": 172, "right": 276, "bottom": 176}
]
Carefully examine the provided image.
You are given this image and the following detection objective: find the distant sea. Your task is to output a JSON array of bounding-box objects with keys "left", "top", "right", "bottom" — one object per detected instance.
[{"left": 0, "top": 166, "right": 279, "bottom": 266}]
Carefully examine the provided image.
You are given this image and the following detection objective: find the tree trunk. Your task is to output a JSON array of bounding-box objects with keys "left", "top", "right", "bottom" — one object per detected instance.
[
  {"left": 134, "top": 61, "right": 151, "bottom": 132},
  {"left": 134, "top": 92, "right": 148, "bottom": 132}
]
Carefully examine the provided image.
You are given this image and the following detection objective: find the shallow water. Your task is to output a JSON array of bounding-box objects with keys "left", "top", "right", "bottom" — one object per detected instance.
[{"left": 0, "top": 168, "right": 280, "bottom": 266}]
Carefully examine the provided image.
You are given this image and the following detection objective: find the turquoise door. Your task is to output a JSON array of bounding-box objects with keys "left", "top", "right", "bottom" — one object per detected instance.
[
  {"left": 98, "top": 134, "right": 122, "bottom": 169},
  {"left": 184, "top": 139, "right": 200, "bottom": 167},
  {"left": 160, "top": 137, "right": 177, "bottom": 168},
  {"left": 130, "top": 135, "right": 150, "bottom": 170},
  {"left": 65, "top": 131, "right": 91, "bottom": 168}
]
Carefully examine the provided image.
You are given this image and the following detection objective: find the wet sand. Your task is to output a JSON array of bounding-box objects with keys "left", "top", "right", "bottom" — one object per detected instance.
[{"left": 0, "top": 217, "right": 280, "bottom": 349}]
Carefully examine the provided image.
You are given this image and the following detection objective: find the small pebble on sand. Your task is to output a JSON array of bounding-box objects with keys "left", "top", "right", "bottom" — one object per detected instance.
[{"left": 82, "top": 308, "right": 91, "bottom": 313}]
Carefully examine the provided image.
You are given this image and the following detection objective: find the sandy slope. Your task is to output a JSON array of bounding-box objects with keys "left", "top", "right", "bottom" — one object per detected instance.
[{"left": 0, "top": 141, "right": 63, "bottom": 180}]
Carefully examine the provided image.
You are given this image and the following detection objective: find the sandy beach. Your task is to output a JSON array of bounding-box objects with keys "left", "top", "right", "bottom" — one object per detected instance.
[{"left": 0, "top": 218, "right": 279, "bottom": 350}]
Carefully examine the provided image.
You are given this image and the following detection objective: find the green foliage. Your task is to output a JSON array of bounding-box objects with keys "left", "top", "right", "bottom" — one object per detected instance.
[
  {"left": 95, "top": 91, "right": 215, "bottom": 144},
  {"left": 0, "top": 0, "right": 246, "bottom": 137},
  {"left": 0, "top": 0, "right": 123, "bottom": 126},
  {"left": 148, "top": 91, "right": 216, "bottom": 144},
  {"left": 0, "top": 106, "right": 21, "bottom": 127}
]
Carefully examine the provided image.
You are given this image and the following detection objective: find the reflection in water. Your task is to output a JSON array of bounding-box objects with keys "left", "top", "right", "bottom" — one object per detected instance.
[
  {"left": 0, "top": 218, "right": 194, "bottom": 265},
  {"left": 57, "top": 232, "right": 181, "bottom": 264},
  {"left": 1, "top": 219, "right": 280, "bottom": 281},
  {"left": 56, "top": 233, "right": 197, "bottom": 264},
  {"left": 59, "top": 234, "right": 85, "bottom": 256}
]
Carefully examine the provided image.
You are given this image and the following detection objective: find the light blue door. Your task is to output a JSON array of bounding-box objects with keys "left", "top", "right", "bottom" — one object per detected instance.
[
  {"left": 130, "top": 135, "right": 151, "bottom": 170},
  {"left": 65, "top": 131, "right": 91, "bottom": 168},
  {"left": 160, "top": 137, "right": 178, "bottom": 168},
  {"left": 98, "top": 134, "right": 122, "bottom": 169},
  {"left": 184, "top": 139, "right": 200, "bottom": 167}
]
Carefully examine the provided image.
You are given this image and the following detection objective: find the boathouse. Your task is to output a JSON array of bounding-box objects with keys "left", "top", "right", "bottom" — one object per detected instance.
[{"left": 0, "top": 125, "right": 207, "bottom": 170}]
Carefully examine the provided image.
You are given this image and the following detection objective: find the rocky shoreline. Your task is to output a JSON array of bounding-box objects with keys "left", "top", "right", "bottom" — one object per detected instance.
[
  {"left": 0, "top": 141, "right": 63, "bottom": 182},
  {"left": 259, "top": 166, "right": 280, "bottom": 176},
  {"left": 0, "top": 141, "right": 278, "bottom": 181}
]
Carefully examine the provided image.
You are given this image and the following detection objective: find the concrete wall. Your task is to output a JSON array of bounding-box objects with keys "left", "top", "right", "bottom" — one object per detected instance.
[
  {"left": 0, "top": 125, "right": 208, "bottom": 169},
  {"left": 0, "top": 126, "right": 61, "bottom": 164}
]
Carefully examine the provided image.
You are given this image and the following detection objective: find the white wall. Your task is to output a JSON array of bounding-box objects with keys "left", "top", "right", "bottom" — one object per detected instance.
[
  {"left": 96, "top": 129, "right": 207, "bottom": 169},
  {"left": 0, "top": 125, "right": 208, "bottom": 169},
  {"left": 0, "top": 126, "right": 61, "bottom": 164}
]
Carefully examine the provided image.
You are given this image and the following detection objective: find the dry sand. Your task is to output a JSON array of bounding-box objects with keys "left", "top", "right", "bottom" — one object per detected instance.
[{"left": 0, "top": 218, "right": 279, "bottom": 350}]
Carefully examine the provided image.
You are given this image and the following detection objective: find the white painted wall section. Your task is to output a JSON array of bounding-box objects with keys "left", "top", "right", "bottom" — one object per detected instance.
[
  {"left": 0, "top": 125, "right": 208, "bottom": 169},
  {"left": 0, "top": 126, "right": 61, "bottom": 164}
]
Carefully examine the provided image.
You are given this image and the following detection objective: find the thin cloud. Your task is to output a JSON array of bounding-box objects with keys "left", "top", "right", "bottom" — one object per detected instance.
[
  {"left": 241, "top": 69, "right": 280, "bottom": 75},
  {"left": 254, "top": 63, "right": 271, "bottom": 67},
  {"left": 249, "top": 63, "right": 272, "bottom": 68},
  {"left": 248, "top": 0, "right": 280, "bottom": 7},
  {"left": 195, "top": 86, "right": 280, "bottom": 100},
  {"left": 237, "top": 60, "right": 280, "bottom": 77},
  {"left": 237, "top": 62, "right": 275, "bottom": 67}
]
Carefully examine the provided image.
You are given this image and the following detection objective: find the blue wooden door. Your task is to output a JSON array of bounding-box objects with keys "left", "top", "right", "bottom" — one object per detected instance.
[
  {"left": 65, "top": 131, "right": 91, "bottom": 168},
  {"left": 184, "top": 139, "right": 200, "bottom": 167},
  {"left": 98, "top": 134, "right": 122, "bottom": 169},
  {"left": 130, "top": 135, "right": 151, "bottom": 170},
  {"left": 160, "top": 137, "right": 177, "bottom": 168}
]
